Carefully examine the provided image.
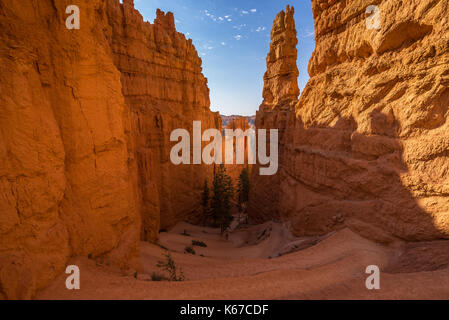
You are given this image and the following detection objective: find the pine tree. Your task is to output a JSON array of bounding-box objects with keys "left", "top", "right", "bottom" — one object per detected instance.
[
  {"left": 201, "top": 179, "right": 210, "bottom": 224},
  {"left": 202, "top": 180, "right": 210, "bottom": 211},
  {"left": 238, "top": 166, "right": 250, "bottom": 207},
  {"left": 211, "top": 164, "right": 234, "bottom": 233}
]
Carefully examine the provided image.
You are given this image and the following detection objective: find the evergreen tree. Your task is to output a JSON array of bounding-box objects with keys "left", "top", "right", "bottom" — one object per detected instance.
[
  {"left": 201, "top": 180, "right": 210, "bottom": 224},
  {"left": 202, "top": 180, "right": 210, "bottom": 212},
  {"left": 211, "top": 164, "right": 234, "bottom": 233},
  {"left": 237, "top": 166, "right": 250, "bottom": 208}
]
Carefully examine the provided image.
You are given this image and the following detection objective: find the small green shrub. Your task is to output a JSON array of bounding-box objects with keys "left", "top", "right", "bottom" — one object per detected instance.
[
  {"left": 192, "top": 240, "right": 207, "bottom": 247},
  {"left": 185, "top": 246, "right": 196, "bottom": 255},
  {"left": 156, "top": 253, "right": 185, "bottom": 281},
  {"left": 151, "top": 272, "right": 169, "bottom": 281}
]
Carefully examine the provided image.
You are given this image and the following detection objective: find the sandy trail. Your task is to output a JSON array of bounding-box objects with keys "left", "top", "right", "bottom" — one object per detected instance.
[{"left": 37, "top": 221, "right": 449, "bottom": 299}]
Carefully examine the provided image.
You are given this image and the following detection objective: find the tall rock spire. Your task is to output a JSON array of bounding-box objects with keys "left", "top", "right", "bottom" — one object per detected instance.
[{"left": 261, "top": 5, "right": 299, "bottom": 110}]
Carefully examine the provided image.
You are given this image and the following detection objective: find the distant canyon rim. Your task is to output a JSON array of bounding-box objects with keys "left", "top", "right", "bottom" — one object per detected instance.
[{"left": 0, "top": 0, "right": 448, "bottom": 299}]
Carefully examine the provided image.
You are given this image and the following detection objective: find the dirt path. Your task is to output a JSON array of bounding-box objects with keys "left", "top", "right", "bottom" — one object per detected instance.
[{"left": 36, "top": 222, "right": 449, "bottom": 299}]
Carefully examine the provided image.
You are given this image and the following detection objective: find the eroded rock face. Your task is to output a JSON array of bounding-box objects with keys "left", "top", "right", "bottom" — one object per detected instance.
[
  {"left": 0, "top": 0, "right": 219, "bottom": 299},
  {"left": 251, "top": 0, "right": 449, "bottom": 243},
  {"left": 222, "top": 116, "right": 251, "bottom": 184},
  {"left": 262, "top": 5, "right": 299, "bottom": 110},
  {"left": 249, "top": 6, "right": 299, "bottom": 222},
  {"left": 106, "top": 2, "right": 221, "bottom": 239}
]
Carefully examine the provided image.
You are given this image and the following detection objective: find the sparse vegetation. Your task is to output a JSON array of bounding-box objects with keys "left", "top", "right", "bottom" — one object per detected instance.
[
  {"left": 185, "top": 245, "right": 196, "bottom": 255},
  {"left": 181, "top": 229, "right": 191, "bottom": 237},
  {"left": 257, "top": 229, "right": 267, "bottom": 240},
  {"left": 201, "top": 180, "right": 210, "bottom": 214},
  {"left": 151, "top": 241, "right": 168, "bottom": 250},
  {"left": 151, "top": 272, "right": 169, "bottom": 281},
  {"left": 156, "top": 253, "right": 185, "bottom": 281},
  {"left": 192, "top": 240, "right": 207, "bottom": 247},
  {"left": 200, "top": 165, "right": 234, "bottom": 233},
  {"left": 237, "top": 166, "right": 250, "bottom": 210},
  {"left": 211, "top": 164, "right": 234, "bottom": 233}
]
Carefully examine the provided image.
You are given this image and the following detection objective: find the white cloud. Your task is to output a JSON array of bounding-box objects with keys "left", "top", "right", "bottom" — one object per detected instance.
[
  {"left": 221, "top": 42, "right": 226, "bottom": 46},
  {"left": 224, "top": 15, "right": 231, "bottom": 19},
  {"left": 218, "top": 17, "right": 224, "bottom": 21},
  {"left": 256, "top": 26, "right": 266, "bottom": 32},
  {"left": 204, "top": 10, "right": 217, "bottom": 21},
  {"left": 304, "top": 30, "right": 315, "bottom": 38},
  {"left": 241, "top": 10, "right": 249, "bottom": 15},
  {"left": 233, "top": 24, "right": 247, "bottom": 30},
  {"left": 234, "top": 35, "right": 242, "bottom": 40},
  {"left": 250, "top": 9, "right": 257, "bottom": 13},
  {"left": 227, "top": 18, "right": 232, "bottom": 22}
]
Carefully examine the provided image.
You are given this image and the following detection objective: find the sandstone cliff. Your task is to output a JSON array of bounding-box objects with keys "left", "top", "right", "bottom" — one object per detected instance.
[
  {"left": 251, "top": 1, "right": 449, "bottom": 243},
  {"left": 106, "top": 1, "right": 221, "bottom": 239},
  {"left": 249, "top": 6, "right": 299, "bottom": 222},
  {"left": 222, "top": 116, "right": 252, "bottom": 184},
  {"left": 0, "top": 0, "right": 219, "bottom": 299}
]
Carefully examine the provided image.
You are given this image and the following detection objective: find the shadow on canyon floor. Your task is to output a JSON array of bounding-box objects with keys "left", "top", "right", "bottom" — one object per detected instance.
[{"left": 251, "top": 108, "right": 449, "bottom": 272}]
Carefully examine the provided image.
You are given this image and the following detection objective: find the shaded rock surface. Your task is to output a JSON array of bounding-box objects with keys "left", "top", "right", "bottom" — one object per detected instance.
[
  {"left": 0, "top": 0, "right": 220, "bottom": 299},
  {"left": 249, "top": 5, "right": 300, "bottom": 222},
  {"left": 107, "top": 2, "right": 221, "bottom": 239},
  {"left": 250, "top": 0, "right": 449, "bottom": 243}
]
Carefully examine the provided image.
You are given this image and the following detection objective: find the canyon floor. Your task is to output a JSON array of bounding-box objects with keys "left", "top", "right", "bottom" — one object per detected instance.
[{"left": 37, "top": 219, "right": 449, "bottom": 300}]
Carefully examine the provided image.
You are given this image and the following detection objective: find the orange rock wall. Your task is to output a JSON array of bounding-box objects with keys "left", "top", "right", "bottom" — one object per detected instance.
[
  {"left": 249, "top": 6, "right": 299, "bottom": 222},
  {"left": 222, "top": 116, "right": 252, "bottom": 184},
  {"left": 106, "top": 1, "right": 221, "bottom": 239},
  {"left": 251, "top": 1, "right": 449, "bottom": 243},
  {"left": 0, "top": 0, "right": 220, "bottom": 299}
]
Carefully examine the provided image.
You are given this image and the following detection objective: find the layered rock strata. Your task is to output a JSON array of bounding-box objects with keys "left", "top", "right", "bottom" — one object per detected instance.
[
  {"left": 249, "top": 5, "right": 300, "bottom": 222},
  {"left": 250, "top": 1, "right": 449, "bottom": 243},
  {"left": 0, "top": 0, "right": 220, "bottom": 299}
]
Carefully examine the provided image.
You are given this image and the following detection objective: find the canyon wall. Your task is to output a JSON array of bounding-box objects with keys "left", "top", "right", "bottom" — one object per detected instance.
[
  {"left": 249, "top": 6, "right": 299, "bottom": 222},
  {"left": 251, "top": 1, "right": 449, "bottom": 243},
  {"left": 106, "top": 1, "right": 221, "bottom": 239},
  {"left": 0, "top": 0, "right": 219, "bottom": 299},
  {"left": 222, "top": 116, "right": 251, "bottom": 184}
]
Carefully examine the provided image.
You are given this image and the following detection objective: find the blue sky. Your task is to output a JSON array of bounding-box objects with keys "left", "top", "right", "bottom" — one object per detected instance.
[{"left": 133, "top": 0, "right": 315, "bottom": 116}]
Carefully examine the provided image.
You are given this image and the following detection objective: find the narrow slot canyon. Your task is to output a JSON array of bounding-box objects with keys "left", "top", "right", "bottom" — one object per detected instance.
[{"left": 0, "top": 0, "right": 448, "bottom": 300}]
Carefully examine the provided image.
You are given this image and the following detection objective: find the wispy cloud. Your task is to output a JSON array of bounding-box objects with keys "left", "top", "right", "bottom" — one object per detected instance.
[
  {"left": 221, "top": 42, "right": 226, "bottom": 46},
  {"left": 234, "top": 35, "right": 242, "bottom": 41},
  {"left": 204, "top": 10, "right": 233, "bottom": 23},
  {"left": 233, "top": 24, "right": 247, "bottom": 30},
  {"left": 255, "top": 26, "right": 266, "bottom": 32},
  {"left": 303, "top": 30, "right": 315, "bottom": 38},
  {"left": 240, "top": 9, "right": 257, "bottom": 15},
  {"left": 204, "top": 10, "right": 217, "bottom": 21}
]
